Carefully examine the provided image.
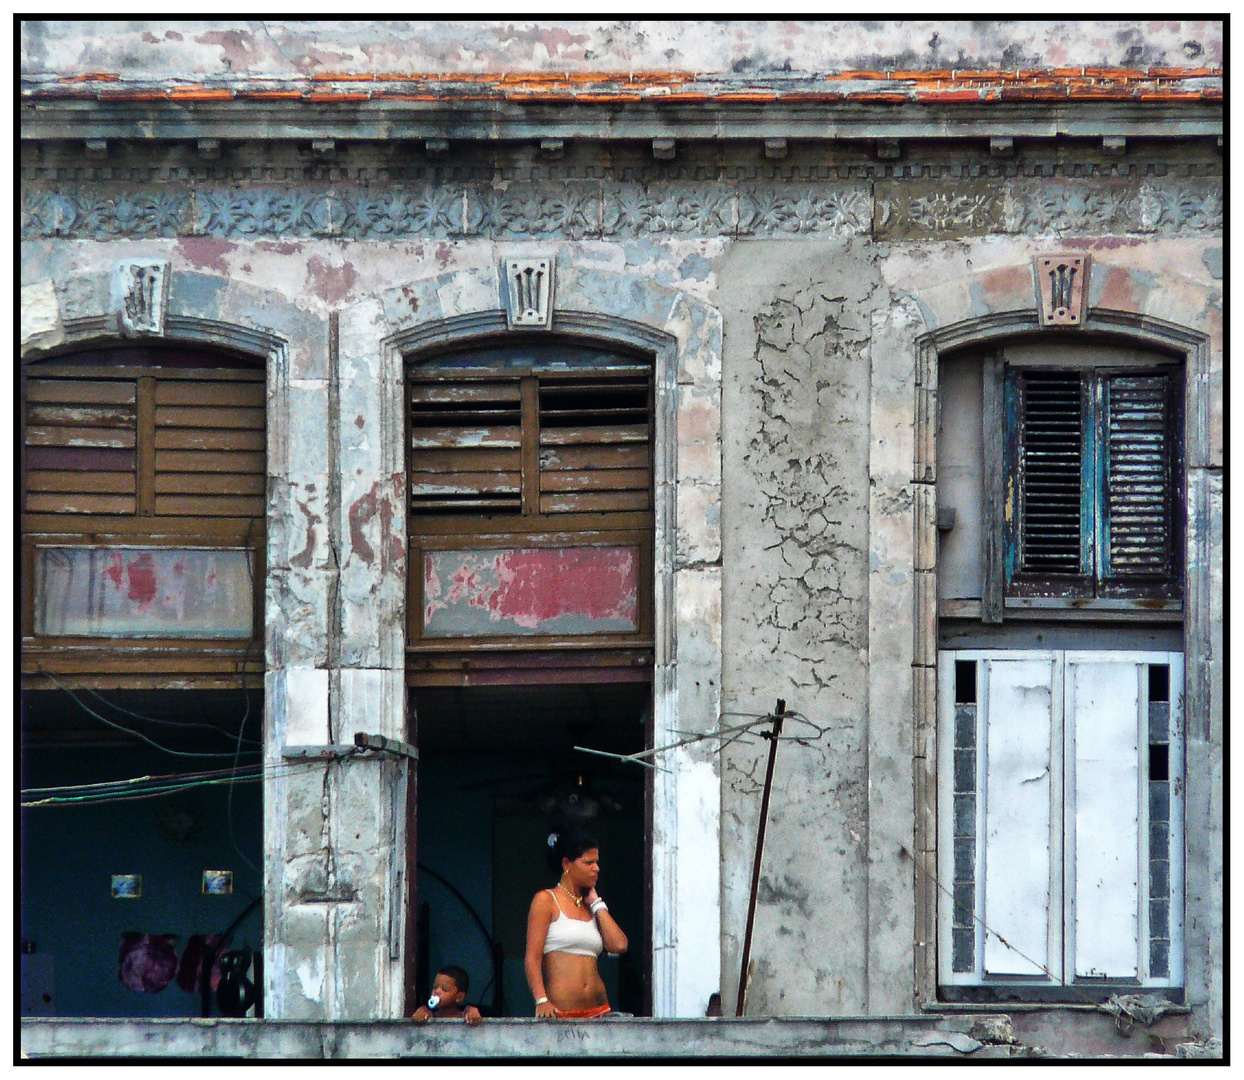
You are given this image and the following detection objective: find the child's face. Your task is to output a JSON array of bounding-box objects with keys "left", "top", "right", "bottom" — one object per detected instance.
[{"left": 433, "top": 973, "right": 464, "bottom": 1004}]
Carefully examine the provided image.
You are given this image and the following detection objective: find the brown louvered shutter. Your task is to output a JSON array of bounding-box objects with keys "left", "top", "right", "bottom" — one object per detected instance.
[
  {"left": 24, "top": 378, "right": 138, "bottom": 515},
  {"left": 409, "top": 381, "right": 523, "bottom": 513},
  {"left": 154, "top": 378, "right": 266, "bottom": 517},
  {"left": 1018, "top": 371, "right": 1084, "bottom": 574},
  {"left": 538, "top": 376, "right": 651, "bottom": 514},
  {"left": 1105, "top": 372, "right": 1173, "bottom": 578}
]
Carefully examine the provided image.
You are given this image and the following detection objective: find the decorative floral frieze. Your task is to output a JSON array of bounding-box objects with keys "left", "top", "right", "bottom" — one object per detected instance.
[
  {"left": 20, "top": 178, "right": 1222, "bottom": 242},
  {"left": 874, "top": 178, "right": 1222, "bottom": 239},
  {"left": 22, "top": 189, "right": 191, "bottom": 237},
  {"left": 197, "top": 189, "right": 333, "bottom": 237}
]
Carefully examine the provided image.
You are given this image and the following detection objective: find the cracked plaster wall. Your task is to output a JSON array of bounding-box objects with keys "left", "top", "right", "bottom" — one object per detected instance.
[{"left": 718, "top": 240, "right": 881, "bottom": 1015}]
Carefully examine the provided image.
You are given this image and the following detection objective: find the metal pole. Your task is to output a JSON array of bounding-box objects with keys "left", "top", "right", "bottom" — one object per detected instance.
[{"left": 735, "top": 699, "right": 785, "bottom": 1017}]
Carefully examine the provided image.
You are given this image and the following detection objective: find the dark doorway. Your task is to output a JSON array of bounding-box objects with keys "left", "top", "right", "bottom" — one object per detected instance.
[
  {"left": 413, "top": 682, "right": 649, "bottom": 1017},
  {"left": 20, "top": 689, "right": 264, "bottom": 1018}
]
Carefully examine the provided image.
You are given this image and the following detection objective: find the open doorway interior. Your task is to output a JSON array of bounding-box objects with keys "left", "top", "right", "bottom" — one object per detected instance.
[
  {"left": 413, "top": 682, "right": 649, "bottom": 1017},
  {"left": 20, "top": 688, "right": 264, "bottom": 1018}
]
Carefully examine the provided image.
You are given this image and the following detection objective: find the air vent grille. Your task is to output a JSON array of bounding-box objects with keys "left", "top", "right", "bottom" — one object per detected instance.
[
  {"left": 24, "top": 378, "right": 138, "bottom": 515},
  {"left": 408, "top": 382, "right": 523, "bottom": 514},
  {"left": 153, "top": 379, "right": 266, "bottom": 517},
  {"left": 538, "top": 377, "right": 651, "bottom": 514}
]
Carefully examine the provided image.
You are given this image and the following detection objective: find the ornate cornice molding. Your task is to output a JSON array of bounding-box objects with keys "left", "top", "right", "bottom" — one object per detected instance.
[
  {"left": 18, "top": 154, "right": 1224, "bottom": 186},
  {"left": 19, "top": 92, "right": 1222, "bottom": 144},
  {"left": 21, "top": 176, "right": 1221, "bottom": 242}
]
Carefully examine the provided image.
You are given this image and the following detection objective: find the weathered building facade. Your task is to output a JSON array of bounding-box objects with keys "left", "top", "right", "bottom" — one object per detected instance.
[{"left": 20, "top": 21, "right": 1222, "bottom": 1058}]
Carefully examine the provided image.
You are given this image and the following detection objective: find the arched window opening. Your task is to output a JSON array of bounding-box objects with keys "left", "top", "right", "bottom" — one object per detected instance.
[
  {"left": 21, "top": 343, "right": 267, "bottom": 1019},
  {"left": 22, "top": 343, "right": 266, "bottom": 674},
  {"left": 934, "top": 336, "right": 1186, "bottom": 1002},
  {"left": 404, "top": 338, "right": 655, "bottom": 1017}
]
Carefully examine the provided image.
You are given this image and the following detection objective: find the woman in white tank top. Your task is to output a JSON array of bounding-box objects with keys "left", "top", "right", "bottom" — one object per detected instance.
[{"left": 524, "top": 826, "right": 629, "bottom": 1018}]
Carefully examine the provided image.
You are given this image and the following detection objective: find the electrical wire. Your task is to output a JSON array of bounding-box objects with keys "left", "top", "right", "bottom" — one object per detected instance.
[
  {"left": 21, "top": 758, "right": 322, "bottom": 807},
  {"left": 911, "top": 848, "right": 1121, "bottom": 1010},
  {"left": 23, "top": 770, "right": 269, "bottom": 807},
  {"left": 581, "top": 706, "right": 1126, "bottom": 1010},
  {"left": 67, "top": 680, "right": 261, "bottom": 747},
  {"left": 24, "top": 764, "right": 265, "bottom": 795},
  {"left": 37, "top": 668, "right": 263, "bottom": 760}
]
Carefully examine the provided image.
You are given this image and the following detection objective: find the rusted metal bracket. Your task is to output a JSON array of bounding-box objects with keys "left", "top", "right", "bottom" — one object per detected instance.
[
  {"left": 281, "top": 744, "right": 358, "bottom": 760},
  {"left": 353, "top": 732, "right": 419, "bottom": 761},
  {"left": 280, "top": 734, "right": 418, "bottom": 762}
]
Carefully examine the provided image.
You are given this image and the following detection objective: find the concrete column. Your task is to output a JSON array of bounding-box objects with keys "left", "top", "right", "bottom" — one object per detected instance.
[
  {"left": 1183, "top": 467, "right": 1222, "bottom": 1040},
  {"left": 265, "top": 296, "right": 408, "bottom": 1020},
  {"left": 865, "top": 300, "right": 922, "bottom": 1013},
  {"left": 652, "top": 295, "right": 724, "bottom": 1017}
]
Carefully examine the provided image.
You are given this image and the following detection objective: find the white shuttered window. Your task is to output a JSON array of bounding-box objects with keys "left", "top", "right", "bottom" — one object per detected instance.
[{"left": 938, "top": 649, "right": 1184, "bottom": 991}]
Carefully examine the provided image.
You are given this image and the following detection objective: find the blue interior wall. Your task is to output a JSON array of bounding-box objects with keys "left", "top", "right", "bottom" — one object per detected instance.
[
  {"left": 415, "top": 750, "right": 542, "bottom": 1016},
  {"left": 416, "top": 748, "right": 643, "bottom": 1017},
  {"left": 21, "top": 744, "right": 263, "bottom": 1018}
]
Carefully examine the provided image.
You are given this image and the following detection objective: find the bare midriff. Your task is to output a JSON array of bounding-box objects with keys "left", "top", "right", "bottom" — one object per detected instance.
[{"left": 543, "top": 950, "right": 608, "bottom": 1012}]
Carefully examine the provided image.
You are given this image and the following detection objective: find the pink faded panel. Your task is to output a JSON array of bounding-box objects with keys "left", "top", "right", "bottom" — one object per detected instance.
[
  {"left": 423, "top": 546, "right": 639, "bottom": 636},
  {"left": 35, "top": 547, "right": 253, "bottom": 638}
]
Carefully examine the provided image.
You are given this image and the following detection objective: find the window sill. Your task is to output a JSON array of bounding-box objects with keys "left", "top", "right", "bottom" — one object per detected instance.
[
  {"left": 1006, "top": 598, "right": 1182, "bottom": 613},
  {"left": 923, "top": 1001, "right": 1191, "bottom": 1014},
  {"left": 939, "top": 598, "right": 1183, "bottom": 622}
]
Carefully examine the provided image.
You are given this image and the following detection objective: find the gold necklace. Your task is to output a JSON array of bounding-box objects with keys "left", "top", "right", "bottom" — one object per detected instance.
[{"left": 557, "top": 880, "right": 583, "bottom": 907}]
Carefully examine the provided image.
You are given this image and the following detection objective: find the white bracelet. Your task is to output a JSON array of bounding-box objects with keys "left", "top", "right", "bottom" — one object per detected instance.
[
  {"left": 535, "top": 996, "right": 549, "bottom": 1006},
  {"left": 589, "top": 898, "right": 607, "bottom": 914}
]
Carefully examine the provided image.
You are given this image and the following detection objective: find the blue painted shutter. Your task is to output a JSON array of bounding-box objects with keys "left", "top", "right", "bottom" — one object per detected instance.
[{"left": 1104, "top": 372, "right": 1173, "bottom": 579}]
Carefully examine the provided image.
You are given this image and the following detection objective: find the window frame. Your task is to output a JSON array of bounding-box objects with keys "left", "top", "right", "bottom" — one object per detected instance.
[
  {"left": 20, "top": 347, "right": 267, "bottom": 688},
  {"left": 403, "top": 342, "right": 656, "bottom": 664},
  {"left": 936, "top": 648, "right": 1186, "bottom": 998},
  {"left": 982, "top": 347, "right": 1185, "bottom": 616}
]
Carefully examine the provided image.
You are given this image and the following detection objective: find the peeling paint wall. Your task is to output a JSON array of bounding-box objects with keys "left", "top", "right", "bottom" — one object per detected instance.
[
  {"left": 719, "top": 241, "right": 878, "bottom": 1013},
  {"left": 19, "top": 18, "right": 1222, "bottom": 1053}
]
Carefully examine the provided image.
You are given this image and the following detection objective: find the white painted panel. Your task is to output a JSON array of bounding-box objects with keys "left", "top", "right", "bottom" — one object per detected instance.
[
  {"left": 983, "top": 658, "right": 1055, "bottom": 977},
  {"left": 283, "top": 668, "right": 330, "bottom": 745},
  {"left": 1070, "top": 659, "right": 1141, "bottom": 978}
]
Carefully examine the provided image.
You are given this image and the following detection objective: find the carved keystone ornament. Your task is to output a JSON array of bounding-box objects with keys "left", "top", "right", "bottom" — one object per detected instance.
[
  {"left": 1035, "top": 252, "right": 1089, "bottom": 327},
  {"left": 504, "top": 256, "right": 554, "bottom": 329},
  {"left": 110, "top": 259, "right": 169, "bottom": 337}
]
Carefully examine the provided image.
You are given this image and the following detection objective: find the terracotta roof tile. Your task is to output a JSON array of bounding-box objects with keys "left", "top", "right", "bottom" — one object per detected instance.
[
  {"left": 1081, "top": 66, "right": 1149, "bottom": 78},
  {"left": 58, "top": 71, "right": 120, "bottom": 83},
  {"left": 168, "top": 85, "right": 235, "bottom": 100},
  {"left": 97, "top": 89, "right": 171, "bottom": 101},
  {"left": 844, "top": 91, "right": 911, "bottom": 103},
  {"left": 21, "top": 67, "right": 1222, "bottom": 110},
  {"left": 915, "top": 89, "right": 983, "bottom": 103},
  {"left": 241, "top": 90, "right": 305, "bottom": 100},
  {"left": 822, "top": 70, "right": 892, "bottom": 81}
]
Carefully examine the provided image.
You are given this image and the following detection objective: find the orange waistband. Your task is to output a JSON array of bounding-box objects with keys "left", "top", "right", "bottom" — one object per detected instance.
[{"left": 555, "top": 1004, "right": 611, "bottom": 1019}]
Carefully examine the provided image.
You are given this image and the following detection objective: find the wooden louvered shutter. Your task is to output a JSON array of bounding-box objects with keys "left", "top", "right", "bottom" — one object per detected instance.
[
  {"left": 154, "top": 378, "right": 266, "bottom": 517},
  {"left": 538, "top": 376, "right": 651, "bottom": 514},
  {"left": 1017, "top": 370, "right": 1085, "bottom": 575},
  {"left": 24, "top": 378, "right": 138, "bottom": 515},
  {"left": 1104, "top": 372, "right": 1173, "bottom": 579},
  {"left": 409, "top": 381, "right": 523, "bottom": 513}
]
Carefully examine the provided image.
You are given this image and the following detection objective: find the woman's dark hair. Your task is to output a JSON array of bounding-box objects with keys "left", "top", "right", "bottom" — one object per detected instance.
[{"left": 545, "top": 825, "right": 598, "bottom": 877}]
